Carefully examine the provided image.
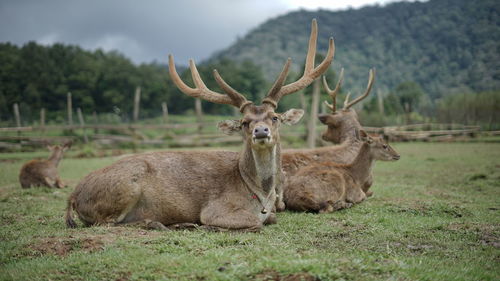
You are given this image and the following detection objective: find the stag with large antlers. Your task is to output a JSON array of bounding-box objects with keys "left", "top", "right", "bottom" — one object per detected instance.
[{"left": 65, "top": 19, "right": 334, "bottom": 231}]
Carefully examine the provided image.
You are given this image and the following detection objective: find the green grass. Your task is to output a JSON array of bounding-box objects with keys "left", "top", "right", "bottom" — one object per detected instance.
[{"left": 0, "top": 142, "right": 499, "bottom": 280}]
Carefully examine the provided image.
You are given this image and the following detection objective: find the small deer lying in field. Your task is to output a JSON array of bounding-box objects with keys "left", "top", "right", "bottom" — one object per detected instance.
[
  {"left": 65, "top": 19, "right": 334, "bottom": 231},
  {"left": 279, "top": 69, "right": 375, "bottom": 209},
  {"left": 19, "top": 141, "right": 72, "bottom": 188},
  {"left": 284, "top": 130, "right": 400, "bottom": 213}
]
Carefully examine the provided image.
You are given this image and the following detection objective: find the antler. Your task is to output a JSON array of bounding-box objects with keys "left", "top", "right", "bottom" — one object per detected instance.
[
  {"left": 168, "top": 55, "right": 251, "bottom": 111},
  {"left": 343, "top": 68, "right": 376, "bottom": 110},
  {"left": 262, "top": 18, "right": 335, "bottom": 108},
  {"left": 323, "top": 68, "right": 344, "bottom": 113}
]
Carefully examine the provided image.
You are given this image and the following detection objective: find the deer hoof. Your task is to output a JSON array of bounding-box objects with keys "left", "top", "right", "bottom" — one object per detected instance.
[{"left": 145, "top": 220, "right": 169, "bottom": 231}]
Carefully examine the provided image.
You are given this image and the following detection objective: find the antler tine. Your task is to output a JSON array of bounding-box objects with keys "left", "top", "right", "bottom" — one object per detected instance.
[
  {"left": 262, "top": 58, "right": 292, "bottom": 109},
  {"left": 168, "top": 55, "right": 239, "bottom": 107},
  {"left": 213, "top": 70, "right": 252, "bottom": 112},
  {"left": 343, "top": 92, "right": 352, "bottom": 109},
  {"left": 264, "top": 18, "right": 335, "bottom": 106},
  {"left": 323, "top": 67, "right": 344, "bottom": 113},
  {"left": 344, "top": 68, "right": 376, "bottom": 110}
]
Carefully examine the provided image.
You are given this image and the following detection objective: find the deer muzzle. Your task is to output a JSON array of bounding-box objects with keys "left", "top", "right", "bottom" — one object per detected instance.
[{"left": 253, "top": 125, "right": 271, "bottom": 144}]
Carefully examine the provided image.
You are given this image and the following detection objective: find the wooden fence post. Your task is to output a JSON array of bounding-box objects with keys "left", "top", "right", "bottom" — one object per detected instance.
[
  {"left": 162, "top": 102, "right": 169, "bottom": 124},
  {"left": 40, "top": 108, "right": 46, "bottom": 133},
  {"left": 77, "top": 108, "right": 88, "bottom": 143},
  {"left": 195, "top": 98, "right": 203, "bottom": 133},
  {"left": 93, "top": 111, "right": 98, "bottom": 134},
  {"left": 13, "top": 103, "right": 21, "bottom": 136},
  {"left": 133, "top": 86, "right": 141, "bottom": 122},
  {"left": 306, "top": 79, "right": 320, "bottom": 148},
  {"left": 299, "top": 92, "right": 308, "bottom": 140},
  {"left": 377, "top": 89, "right": 385, "bottom": 115},
  {"left": 67, "top": 92, "right": 73, "bottom": 126}
]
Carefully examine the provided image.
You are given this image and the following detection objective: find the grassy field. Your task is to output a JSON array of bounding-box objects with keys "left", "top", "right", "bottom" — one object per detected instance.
[{"left": 0, "top": 142, "right": 499, "bottom": 280}]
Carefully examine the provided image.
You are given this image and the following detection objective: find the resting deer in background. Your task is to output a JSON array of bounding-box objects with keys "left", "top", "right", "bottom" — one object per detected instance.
[
  {"left": 65, "top": 19, "right": 334, "bottom": 231},
  {"left": 279, "top": 69, "right": 375, "bottom": 208},
  {"left": 284, "top": 130, "right": 400, "bottom": 213},
  {"left": 19, "top": 141, "right": 72, "bottom": 188}
]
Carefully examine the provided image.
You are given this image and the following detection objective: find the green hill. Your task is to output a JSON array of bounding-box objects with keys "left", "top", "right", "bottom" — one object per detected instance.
[{"left": 212, "top": 0, "right": 500, "bottom": 98}]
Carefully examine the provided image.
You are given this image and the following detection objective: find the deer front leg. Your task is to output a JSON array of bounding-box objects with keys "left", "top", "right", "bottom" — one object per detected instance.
[
  {"left": 55, "top": 178, "right": 66, "bottom": 188},
  {"left": 345, "top": 186, "right": 367, "bottom": 204},
  {"left": 362, "top": 174, "right": 373, "bottom": 194},
  {"left": 44, "top": 177, "right": 56, "bottom": 188},
  {"left": 200, "top": 203, "right": 263, "bottom": 232},
  {"left": 264, "top": 212, "right": 277, "bottom": 225}
]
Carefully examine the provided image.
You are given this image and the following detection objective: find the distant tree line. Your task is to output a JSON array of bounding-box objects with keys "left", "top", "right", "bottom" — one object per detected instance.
[
  {"left": 0, "top": 42, "right": 498, "bottom": 129},
  {"left": 0, "top": 42, "right": 267, "bottom": 123}
]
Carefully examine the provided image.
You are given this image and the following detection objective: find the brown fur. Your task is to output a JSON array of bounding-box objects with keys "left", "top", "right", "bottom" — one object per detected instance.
[
  {"left": 19, "top": 142, "right": 71, "bottom": 188},
  {"left": 284, "top": 133, "right": 400, "bottom": 213},
  {"left": 66, "top": 105, "right": 303, "bottom": 231},
  {"left": 278, "top": 108, "right": 365, "bottom": 210}
]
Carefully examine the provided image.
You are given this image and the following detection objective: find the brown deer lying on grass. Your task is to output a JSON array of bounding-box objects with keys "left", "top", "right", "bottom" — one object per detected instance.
[
  {"left": 19, "top": 141, "right": 72, "bottom": 188},
  {"left": 278, "top": 69, "right": 375, "bottom": 209},
  {"left": 284, "top": 130, "right": 400, "bottom": 213},
  {"left": 65, "top": 19, "right": 334, "bottom": 231}
]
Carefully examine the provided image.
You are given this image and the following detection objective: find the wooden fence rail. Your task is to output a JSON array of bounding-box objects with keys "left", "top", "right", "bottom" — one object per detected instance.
[{"left": 0, "top": 121, "right": 487, "bottom": 150}]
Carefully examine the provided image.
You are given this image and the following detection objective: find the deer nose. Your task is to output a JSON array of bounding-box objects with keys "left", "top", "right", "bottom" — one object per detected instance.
[
  {"left": 393, "top": 155, "right": 401, "bottom": 160},
  {"left": 253, "top": 126, "right": 270, "bottom": 139}
]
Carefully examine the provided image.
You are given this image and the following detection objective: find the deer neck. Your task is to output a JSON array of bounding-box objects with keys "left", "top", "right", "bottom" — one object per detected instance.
[
  {"left": 315, "top": 137, "right": 361, "bottom": 164},
  {"left": 339, "top": 123, "right": 361, "bottom": 143},
  {"left": 48, "top": 151, "right": 63, "bottom": 166},
  {"left": 346, "top": 144, "right": 373, "bottom": 183},
  {"left": 239, "top": 142, "right": 280, "bottom": 196}
]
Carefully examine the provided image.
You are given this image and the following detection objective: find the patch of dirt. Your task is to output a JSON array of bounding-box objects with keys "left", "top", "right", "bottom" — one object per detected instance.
[
  {"left": 445, "top": 222, "right": 500, "bottom": 248},
  {"left": 25, "top": 226, "right": 162, "bottom": 258},
  {"left": 29, "top": 237, "right": 105, "bottom": 257},
  {"left": 468, "top": 173, "right": 487, "bottom": 181},
  {"left": 480, "top": 233, "right": 500, "bottom": 248},
  {"left": 115, "top": 271, "right": 132, "bottom": 281},
  {"left": 252, "top": 270, "right": 320, "bottom": 281}
]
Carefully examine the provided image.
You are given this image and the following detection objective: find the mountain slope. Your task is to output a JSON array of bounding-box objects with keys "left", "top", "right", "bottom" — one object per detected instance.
[{"left": 212, "top": 0, "right": 500, "bottom": 98}]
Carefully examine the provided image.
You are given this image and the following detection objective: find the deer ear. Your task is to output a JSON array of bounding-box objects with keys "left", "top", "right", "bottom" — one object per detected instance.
[
  {"left": 280, "top": 109, "right": 304, "bottom": 125},
  {"left": 217, "top": 120, "right": 242, "bottom": 135},
  {"left": 63, "top": 140, "right": 72, "bottom": 151},
  {"left": 358, "top": 129, "right": 371, "bottom": 142},
  {"left": 318, "top": 114, "right": 329, "bottom": 125},
  {"left": 46, "top": 145, "right": 54, "bottom": 151},
  {"left": 318, "top": 113, "right": 339, "bottom": 126}
]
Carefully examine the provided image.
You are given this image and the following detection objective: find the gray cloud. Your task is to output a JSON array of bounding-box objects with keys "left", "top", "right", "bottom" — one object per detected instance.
[{"left": 0, "top": 0, "right": 413, "bottom": 65}]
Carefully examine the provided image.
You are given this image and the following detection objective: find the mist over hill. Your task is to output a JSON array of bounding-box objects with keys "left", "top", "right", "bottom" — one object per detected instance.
[{"left": 212, "top": 0, "right": 500, "bottom": 98}]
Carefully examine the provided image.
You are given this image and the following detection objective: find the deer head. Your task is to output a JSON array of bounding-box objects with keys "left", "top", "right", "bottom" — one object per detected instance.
[
  {"left": 47, "top": 140, "right": 72, "bottom": 165},
  {"left": 169, "top": 19, "right": 335, "bottom": 150},
  {"left": 358, "top": 130, "right": 400, "bottom": 161},
  {"left": 318, "top": 68, "right": 375, "bottom": 143}
]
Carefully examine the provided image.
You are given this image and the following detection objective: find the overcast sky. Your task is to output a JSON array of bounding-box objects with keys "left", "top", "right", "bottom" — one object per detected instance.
[{"left": 0, "top": 0, "right": 421, "bottom": 65}]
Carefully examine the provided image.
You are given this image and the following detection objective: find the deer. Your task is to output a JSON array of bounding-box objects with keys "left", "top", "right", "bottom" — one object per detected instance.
[
  {"left": 65, "top": 19, "right": 335, "bottom": 232},
  {"left": 19, "top": 141, "right": 72, "bottom": 188},
  {"left": 284, "top": 130, "right": 400, "bottom": 213},
  {"left": 278, "top": 68, "right": 375, "bottom": 209}
]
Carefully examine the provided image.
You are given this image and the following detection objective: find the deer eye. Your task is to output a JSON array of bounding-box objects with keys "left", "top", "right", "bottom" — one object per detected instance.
[
  {"left": 272, "top": 116, "right": 279, "bottom": 122},
  {"left": 383, "top": 144, "right": 388, "bottom": 149}
]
